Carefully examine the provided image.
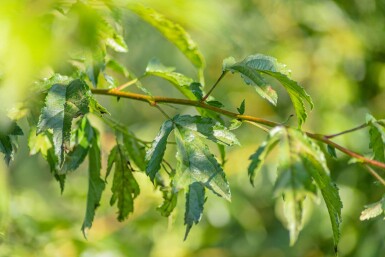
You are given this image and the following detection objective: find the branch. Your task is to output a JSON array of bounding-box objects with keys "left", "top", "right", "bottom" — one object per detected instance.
[
  {"left": 324, "top": 123, "right": 368, "bottom": 139},
  {"left": 90, "top": 88, "right": 385, "bottom": 170}
]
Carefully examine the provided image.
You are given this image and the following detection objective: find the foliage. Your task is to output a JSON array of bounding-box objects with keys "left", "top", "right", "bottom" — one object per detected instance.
[{"left": 2, "top": 1, "right": 385, "bottom": 256}]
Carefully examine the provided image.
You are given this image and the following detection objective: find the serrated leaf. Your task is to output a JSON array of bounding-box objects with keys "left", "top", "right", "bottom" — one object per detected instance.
[
  {"left": 248, "top": 127, "right": 342, "bottom": 247},
  {"left": 223, "top": 54, "right": 313, "bottom": 127},
  {"left": 62, "top": 117, "right": 94, "bottom": 173},
  {"left": 157, "top": 187, "right": 178, "bottom": 217},
  {"left": 173, "top": 115, "right": 239, "bottom": 146},
  {"left": 0, "top": 120, "right": 23, "bottom": 165},
  {"left": 174, "top": 127, "right": 231, "bottom": 201},
  {"left": 129, "top": 4, "right": 205, "bottom": 78},
  {"left": 367, "top": 114, "right": 385, "bottom": 163},
  {"left": 237, "top": 100, "right": 245, "bottom": 115},
  {"left": 116, "top": 130, "right": 146, "bottom": 171},
  {"left": 37, "top": 79, "right": 90, "bottom": 166},
  {"left": 106, "top": 59, "right": 129, "bottom": 78},
  {"left": 81, "top": 127, "right": 105, "bottom": 237},
  {"left": 145, "top": 58, "right": 196, "bottom": 99},
  {"left": 206, "top": 100, "right": 224, "bottom": 108},
  {"left": 248, "top": 127, "right": 281, "bottom": 186},
  {"left": 184, "top": 182, "right": 205, "bottom": 240},
  {"left": 146, "top": 119, "right": 174, "bottom": 182},
  {"left": 109, "top": 145, "right": 140, "bottom": 221},
  {"left": 32, "top": 74, "right": 73, "bottom": 93},
  {"left": 360, "top": 198, "right": 385, "bottom": 221}
]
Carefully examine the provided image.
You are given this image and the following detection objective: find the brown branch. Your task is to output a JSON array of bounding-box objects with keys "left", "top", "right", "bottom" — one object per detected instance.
[{"left": 90, "top": 88, "right": 385, "bottom": 171}]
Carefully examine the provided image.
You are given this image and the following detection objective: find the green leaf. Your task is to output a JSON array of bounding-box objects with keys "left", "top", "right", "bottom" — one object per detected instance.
[
  {"left": 173, "top": 115, "right": 239, "bottom": 146},
  {"left": 190, "top": 82, "right": 203, "bottom": 100},
  {"left": 108, "top": 145, "right": 140, "bottom": 221},
  {"left": 157, "top": 187, "right": 178, "bottom": 217},
  {"left": 106, "top": 59, "right": 129, "bottom": 78},
  {"left": 37, "top": 79, "right": 90, "bottom": 166},
  {"left": 106, "top": 145, "right": 117, "bottom": 181},
  {"left": 0, "top": 120, "right": 23, "bottom": 165},
  {"left": 174, "top": 127, "right": 231, "bottom": 201},
  {"left": 248, "top": 127, "right": 342, "bottom": 247},
  {"left": 146, "top": 119, "right": 174, "bottom": 182},
  {"left": 206, "top": 100, "right": 224, "bottom": 108},
  {"left": 145, "top": 58, "right": 195, "bottom": 99},
  {"left": 367, "top": 114, "right": 385, "bottom": 162},
  {"left": 327, "top": 145, "right": 337, "bottom": 158},
  {"left": 61, "top": 118, "right": 94, "bottom": 173},
  {"left": 248, "top": 127, "right": 281, "bottom": 186},
  {"left": 86, "top": 49, "right": 105, "bottom": 87},
  {"left": 223, "top": 54, "right": 313, "bottom": 127},
  {"left": 184, "top": 182, "right": 205, "bottom": 240},
  {"left": 116, "top": 130, "right": 146, "bottom": 171},
  {"left": 129, "top": 4, "right": 205, "bottom": 80},
  {"left": 81, "top": 127, "right": 105, "bottom": 237},
  {"left": 237, "top": 100, "right": 245, "bottom": 115},
  {"left": 32, "top": 74, "right": 73, "bottom": 93},
  {"left": 360, "top": 197, "right": 385, "bottom": 221},
  {"left": 89, "top": 96, "right": 110, "bottom": 116}
]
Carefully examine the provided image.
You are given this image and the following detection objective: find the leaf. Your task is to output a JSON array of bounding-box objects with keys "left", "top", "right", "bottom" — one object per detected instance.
[
  {"left": 129, "top": 4, "right": 205, "bottom": 75},
  {"left": 0, "top": 121, "right": 23, "bottom": 165},
  {"left": 184, "top": 182, "right": 205, "bottom": 240},
  {"left": 206, "top": 100, "right": 224, "bottom": 108},
  {"left": 146, "top": 119, "right": 174, "bottom": 182},
  {"left": 223, "top": 54, "right": 313, "bottom": 127},
  {"left": 106, "top": 59, "right": 129, "bottom": 78},
  {"left": 86, "top": 49, "right": 105, "bottom": 87},
  {"left": 116, "top": 130, "right": 146, "bottom": 171},
  {"left": 157, "top": 187, "right": 178, "bottom": 217},
  {"left": 367, "top": 114, "right": 385, "bottom": 162},
  {"left": 32, "top": 74, "right": 73, "bottom": 93},
  {"left": 360, "top": 198, "right": 385, "bottom": 221},
  {"left": 109, "top": 145, "right": 140, "bottom": 221},
  {"left": 37, "top": 79, "right": 90, "bottom": 166},
  {"left": 327, "top": 145, "right": 337, "bottom": 158},
  {"left": 173, "top": 115, "right": 239, "bottom": 146},
  {"left": 237, "top": 100, "right": 245, "bottom": 115},
  {"left": 61, "top": 117, "right": 94, "bottom": 173},
  {"left": 81, "top": 127, "right": 105, "bottom": 237},
  {"left": 248, "top": 127, "right": 281, "bottom": 186},
  {"left": 248, "top": 127, "right": 342, "bottom": 247},
  {"left": 190, "top": 82, "right": 203, "bottom": 100},
  {"left": 174, "top": 126, "right": 231, "bottom": 201},
  {"left": 145, "top": 58, "right": 196, "bottom": 99}
]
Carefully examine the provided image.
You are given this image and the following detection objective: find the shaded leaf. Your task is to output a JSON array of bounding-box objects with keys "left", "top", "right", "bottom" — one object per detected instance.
[
  {"left": 109, "top": 146, "right": 140, "bottom": 221},
  {"left": 237, "top": 100, "right": 245, "bottom": 115},
  {"left": 206, "top": 100, "right": 224, "bottom": 108},
  {"left": 173, "top": 115, "right": 239, "bottom": 146},
  {"left": 81, "top": 127, "right": 105, "bottom": 236},
  {"left": 37, "top": 79, "right": 90, "bottom": 166},
  {"left": 367, "top": 114, "right": 385, "bottom": 162},
  {"left": 184, "top": 182, "right": 205, "bottom": 240},
  {"left": 157, "top": 187, "right": 178, "bottom": 217},
  {"left": 0, "top": 120, "right": 23, "bottom": 165},
  {"left": 174, "top": 127, "right": 231, "bottom": 201},
  {"left": 190, "top": 82, "right": 203, "bottom": 100},
  {"left": 146, "top": 119, "right": 174, "bottom": 182}
]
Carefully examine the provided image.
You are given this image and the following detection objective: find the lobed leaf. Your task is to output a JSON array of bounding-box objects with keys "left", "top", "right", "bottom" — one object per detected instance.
[
  {"left": 109, "top": 146, "right": 140, "bottom": 221},
  {"left": 81, "top": 127, "right": 105, "bottom": 237},
  {"left": 146, "top": 119, "right": 174, "bottom": 182},
  {"left": 174, "top": 127, "right": 231, "bottom": 201},
  {"left": 184, "top": 182, "right": 205, "bottom": 240},
  {"left": 37, "top": 79, "right": 91, "bottom": 166}
]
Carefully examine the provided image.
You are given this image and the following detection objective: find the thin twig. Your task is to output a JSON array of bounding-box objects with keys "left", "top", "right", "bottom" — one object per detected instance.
[
  {"left": 244, "top": 120, "right": 269, "bottom": 133},
  {"left": 114, "top": 78, "right": 139, "bottom": 91},
  {"left": 364, "top": 165, "right": 385, "bottom": 187},
  {"left": 325, "top": 123, "right": 368, "bottom": 139},
  {"left": 91, "top": 88, "right": 385, "bottom": 171},
  {"left": 155, "top": 105, "right": 171, "bottom": 119},
  {"left": 201, "top": 71, "right": 227, "bottom": 102}
]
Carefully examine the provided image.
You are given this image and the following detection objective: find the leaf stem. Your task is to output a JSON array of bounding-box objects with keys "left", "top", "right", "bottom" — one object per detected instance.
[
  {"left": 201, "top": 71, "right": 227, "bottom": 102},
  {"left": 91, "top": 88, "right": 385, "bottom": 171},
  {"left": 114, "top": 78, "right": 139, "bottom": 91},
  {"left": 324, "top": 123, "right": 368, "bottom": 139},
  {"left": 363, "top": 165, "right": 385, "bottom": 187}
]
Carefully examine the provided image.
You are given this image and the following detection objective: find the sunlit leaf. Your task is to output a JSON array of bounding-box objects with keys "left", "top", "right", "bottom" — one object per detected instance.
[
  {"left": 223, "top": 54, "right": 313, "bottom": 127},
  {"left": 37, "top": 79, "right": 90, "bottom": 166},
  {"left": 173, "top": 115, "right": 239, "bottom": 146},
  {"left": 174, "top": 126, "right": 231, "bottom": 201},
  {"left": 184, "top": 182, "right": 205, "bottom": 240},
  {"left": 360, "top": 198, "right": 385, "bottom": 221}
]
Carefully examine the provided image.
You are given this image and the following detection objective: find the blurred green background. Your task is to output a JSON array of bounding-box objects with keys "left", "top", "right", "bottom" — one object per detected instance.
[{"left": 1, "top": 0, "right": 385, "bottom": 256}]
